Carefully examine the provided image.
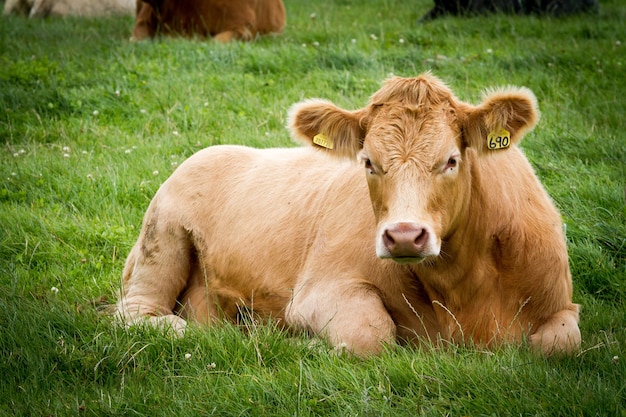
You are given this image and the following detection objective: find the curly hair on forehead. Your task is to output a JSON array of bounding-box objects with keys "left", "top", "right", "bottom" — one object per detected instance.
[{"left": 370, "top": 72, "right": 459, "bottom": 108}]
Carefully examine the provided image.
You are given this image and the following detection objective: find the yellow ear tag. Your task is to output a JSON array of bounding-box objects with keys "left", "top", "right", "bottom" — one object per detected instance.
[
  {"left": 313, "top": 133, "right": 334, "bottom": 149},
  {"left": 487, "top": 129, "right": 511, "bottom": 150}
]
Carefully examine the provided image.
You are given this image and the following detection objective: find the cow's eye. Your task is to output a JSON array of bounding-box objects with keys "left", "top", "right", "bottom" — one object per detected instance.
[{"left": 444, "top": 156, "right": 459, "bottom": 173}]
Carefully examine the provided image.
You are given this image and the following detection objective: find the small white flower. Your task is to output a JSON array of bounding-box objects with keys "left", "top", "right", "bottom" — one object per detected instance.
[
  {"left": 63, "top": 153, "right": 70, "bottom": 158},
  {"left": 11, "top": 172, "right": 17, "bottom": 177},
  {"left": 184, "top": 353, "right": 192, "bottom": 360},
  {"left": 351, "top": 39, "right": 356, "bottom": 44},
  {"left": 115, "top": 90, "right": 120, "bottom": 96},
  {"left": 19, "top": 149, "right": 25, "bottom": 154},
  {"left": 208, "top": 362, "right": 216, "bottom": 369},
  {"left": 312, "top": 41, "right": 319, "bottom": 47},
  {"left": 93, "top": 110, "right": 99, "bottom": 116},
  {"left": 51, "top": 287, "right": 59, "bottom": 294},
  {"left": 63, "top": 146, "right": 70, "bottom": 153},
  {"left": 204, "top": 102, "right": 209, "bottom": 107},
  {"left": 152, "top": 170, "right": 159, "bottom": 176},
  {"left": 370, "top": 34, "right": 378, "bottom": 41},
  {"left": 309, "top": 12, "right": 316, "bottom": 19},
  {"left": 613, "top": 355, "right": 619, "bottom": 364},
  {"left": 13, "top": 153, "right": 19, "bottom": 157},
  {"left": 173, "top": 131, "right": 179, "bottom": 136},
  {"left": 302, "top": 43, "right": 307, "bottom": 48},
  {"left": 125, "top": 149, "right": 132, "bottom": 154},
  {"left": 140, "top": 109, "right": 147, "bottom": 114},
  {"left": 615, "top": 40, "right": 621, "bottom": 46},
  {"left": 399, "top": 38, "right": 405, "bottom": 44}
]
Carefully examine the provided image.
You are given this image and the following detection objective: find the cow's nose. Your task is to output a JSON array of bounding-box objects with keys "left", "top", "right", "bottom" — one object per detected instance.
[{"left": 383, "top": 223, "right": 430, "bottom": 258}]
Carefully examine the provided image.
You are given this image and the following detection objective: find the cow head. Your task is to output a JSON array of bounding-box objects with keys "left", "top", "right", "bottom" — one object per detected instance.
[{"left": 288, "top": 72, "right": 538, "bottom": 264}]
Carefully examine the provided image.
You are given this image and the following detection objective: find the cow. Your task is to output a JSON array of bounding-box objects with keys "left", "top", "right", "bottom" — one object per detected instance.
[
  {"left": 116, "top": 72, "right": 581, "bottom": 357},
  {"left": 131, "top": 0, "right": 286, "bottom": 42},
  {"left": 420, "top": 0, "right": 598, "bottom": 21},
  {"left": 3, "top": 0, "right": 134, "bottom": 17}
]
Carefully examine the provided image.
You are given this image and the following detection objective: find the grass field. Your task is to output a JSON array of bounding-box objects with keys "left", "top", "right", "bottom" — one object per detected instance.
[{"left": 1, "top": 0, "right": 625, "bottom": 415}]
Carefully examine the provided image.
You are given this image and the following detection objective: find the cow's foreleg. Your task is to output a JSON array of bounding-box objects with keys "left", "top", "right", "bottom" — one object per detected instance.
[
  {"left": 287, "top": 279, "right": 396, "bottom": 356},
  {"left": 529, "top": 304, "right": 581, "bottom": 355}
]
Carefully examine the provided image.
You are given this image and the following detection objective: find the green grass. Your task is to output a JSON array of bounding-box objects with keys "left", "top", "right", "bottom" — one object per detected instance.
[{"left": 1, "top": 0, "right": 625, "bottom": 415}]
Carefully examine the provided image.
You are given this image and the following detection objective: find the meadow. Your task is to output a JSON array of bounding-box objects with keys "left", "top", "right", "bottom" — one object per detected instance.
[{"left": 1, "top": 0, "right": 625, "bottom": 415}]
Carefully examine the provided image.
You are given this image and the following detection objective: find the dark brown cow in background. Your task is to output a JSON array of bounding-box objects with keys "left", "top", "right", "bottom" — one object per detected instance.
[
  {"left": 420, "top": 0, "right": 598, "bottom": 20},
  {"left": 116, "top": 73, "right": 581, "bottom": 357},
  {"left": 131, "top": 0, "right": 286, "bottom": 42}
]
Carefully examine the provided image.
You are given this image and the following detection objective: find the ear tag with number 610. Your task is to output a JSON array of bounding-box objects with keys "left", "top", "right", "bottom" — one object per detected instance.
[
  {"left": 313, "top": 133, "right": 334, "bottom": 149},
  {"left": 487, "top": 129, "right": 511, "bottom": 150}
]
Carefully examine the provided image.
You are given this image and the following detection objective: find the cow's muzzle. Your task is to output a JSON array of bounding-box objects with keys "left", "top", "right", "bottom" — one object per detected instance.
[{"left": 380, "top": 222, "right": 437, "bottom": 263}]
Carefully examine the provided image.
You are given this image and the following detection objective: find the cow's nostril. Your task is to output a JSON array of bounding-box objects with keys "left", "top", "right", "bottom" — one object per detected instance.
[
  {"left": 415, "top": 228, "right": 429, "bottom": 248},
  {"left": 383, "top": 229, "right": 396, "bottom": 248}
]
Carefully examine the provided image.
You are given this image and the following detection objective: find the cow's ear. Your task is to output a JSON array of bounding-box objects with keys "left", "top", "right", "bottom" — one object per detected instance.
[
  {"left": 463, "top": 87, "right": 539, "bottom": 153},
  {"left": 287, "top": 99, "right": 367, "bottom": 159}
]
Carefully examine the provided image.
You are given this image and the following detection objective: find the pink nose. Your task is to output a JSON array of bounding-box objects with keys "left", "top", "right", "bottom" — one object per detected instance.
[{"left": 383, "top": 222, "right": 430, "bottom": 258}]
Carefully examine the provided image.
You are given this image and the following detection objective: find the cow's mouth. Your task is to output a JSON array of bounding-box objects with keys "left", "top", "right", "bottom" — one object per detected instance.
[{"left": 390, "top": 256, "right": 428, "bottom": 265}]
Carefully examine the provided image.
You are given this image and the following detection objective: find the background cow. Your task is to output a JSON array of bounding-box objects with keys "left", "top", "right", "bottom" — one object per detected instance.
[
  {"left": 3, "top": 0, "right": 134, "bottom": 17},
  {"left": 116, "top": 73, "right": 580, "bottom": 356},
  {"left": 420, "top": 0, "right": 599, "bottom": 20},
  {"left": 131, "top": 0, "right": 286, "bottom": 42}
]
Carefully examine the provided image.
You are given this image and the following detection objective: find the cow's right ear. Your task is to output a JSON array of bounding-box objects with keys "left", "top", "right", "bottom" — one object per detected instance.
[{"left": 287, "top": 99, "right": 367, "bottom": 159}]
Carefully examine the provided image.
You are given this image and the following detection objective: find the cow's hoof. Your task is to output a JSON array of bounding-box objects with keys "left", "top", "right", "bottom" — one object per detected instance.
[
  {"left": 145, "top": 315, "right": 188, "bottom": 337},
  {"left": 116, "top": 313, "right": 188, "bottom": 337}
]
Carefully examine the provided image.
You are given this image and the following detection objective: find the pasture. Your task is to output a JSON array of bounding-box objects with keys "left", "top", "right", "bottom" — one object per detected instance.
[{"left": 1, "top": 0, "right": 624, "bottom": 415}]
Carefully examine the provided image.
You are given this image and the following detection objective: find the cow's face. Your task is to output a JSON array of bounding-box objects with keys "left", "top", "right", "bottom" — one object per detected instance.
[
  {"left": 358, "top": 103, "right": 465, "bottom": 263},
  {"left": 288, "top": 73, "right": 538, "bottom": 264}
]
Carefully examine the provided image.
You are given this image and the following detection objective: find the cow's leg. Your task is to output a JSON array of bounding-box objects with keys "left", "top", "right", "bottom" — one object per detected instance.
[
  {"left": 116, "top": 204, "right": 192, "bottom": 335},
  {"left": 130, "top": 1, "right": 157, "bottom": 41},
  {"left": 212, "top": 4, "right": 256, "bottom": 42},
  {"left": 529, "top": 304, "right": 581, "bottom": 355},
  {"left": 286, "top": 278, "right": 396, "bottom": 356}
]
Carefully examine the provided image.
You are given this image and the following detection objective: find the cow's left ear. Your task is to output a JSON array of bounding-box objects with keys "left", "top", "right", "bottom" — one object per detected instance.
[
  {"left": 287, "top": 99, "right": 367, "bottom": 159},
  {"left": 463, "top": 87, "right": 539, "bottom": 153}
]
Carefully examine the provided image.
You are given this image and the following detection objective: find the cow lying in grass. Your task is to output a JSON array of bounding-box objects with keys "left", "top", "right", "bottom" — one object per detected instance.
[
  {"left": 131, "top": 0, "right": 286, "bottom": 42},
  {"left": 116, "top": 72, "right": 581, "bottom": 356}
]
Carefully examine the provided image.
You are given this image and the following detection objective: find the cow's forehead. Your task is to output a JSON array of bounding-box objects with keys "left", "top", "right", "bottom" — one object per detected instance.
[{"left": 364, "top": 103, "right": 461, "bottom": 170}]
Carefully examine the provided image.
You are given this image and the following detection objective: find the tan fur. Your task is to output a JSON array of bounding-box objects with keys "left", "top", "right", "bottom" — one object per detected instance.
[
  {"left": 3, "top": 0, "right": 135, "bottom": 17},
  {"left": 3, "top": 0, "right": 34, "bottom": 16},
  {"left": 131, "top": 0, "right": 286, "bottom": 42},
  {"left": 117, "top": 73, "right": 580, "bottom": 356}
]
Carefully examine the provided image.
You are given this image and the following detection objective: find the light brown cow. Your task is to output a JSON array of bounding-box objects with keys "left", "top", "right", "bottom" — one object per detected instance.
[
  {"left": 3, "top": 0, "right": 134, "bottom": 17},
  {"left": 116, "top": 73, "right": 581, "bottom": 356},
  {"left": 131, "top": 0, "right": 286, "bottom": 42}
]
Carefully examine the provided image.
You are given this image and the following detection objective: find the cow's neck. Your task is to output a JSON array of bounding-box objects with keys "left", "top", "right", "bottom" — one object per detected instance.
[{"left": 411, "top": 150, "right": 509, "bottom": 342}]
